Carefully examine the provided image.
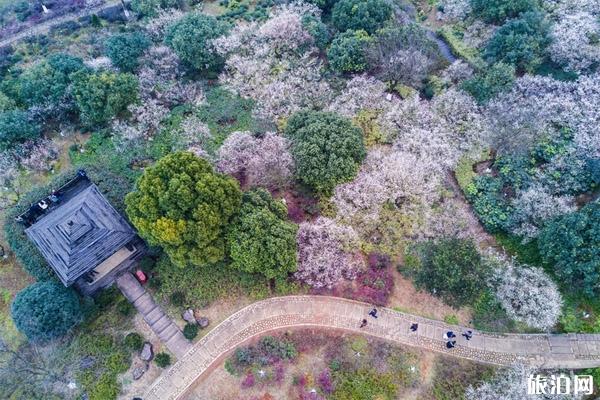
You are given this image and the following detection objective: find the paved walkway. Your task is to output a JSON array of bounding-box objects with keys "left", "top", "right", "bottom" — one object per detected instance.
[
  {"left": 0, "top": 1, "right": 123, "bottom": 48},
  {"left": 116, "top": 273, "right": 191, "bottom": 358},
  {"left": 144, "top": 295, "right": 600, "bottom": 400}
]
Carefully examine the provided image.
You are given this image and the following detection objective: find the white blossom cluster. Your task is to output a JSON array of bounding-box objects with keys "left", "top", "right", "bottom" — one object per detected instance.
[
  {"left": 509, "top": 184, "right": 575, "bottom": 239},
  {"left": 486, "top": 74, "right": 600, "bottom": 158},
  {"left": 217, "top": 131, "right": 295, "bottom": 189},
  {"left": 295, "top": 217, "right": 365, "bottom": 288},
  {"left": 466, "top": 364, "right": 582, "bottom": 400},
  {"left": 214, "top": 3, "right": 332, "bottom": 122},
  {"left": 145, "top": 9, "right": 185, "bottom": 42},
  {"left": 549, "top": 12, "right": 600, "bottom": 73},
  {"left": 486, "top": 252, "right": 563, "bottom": 331}
]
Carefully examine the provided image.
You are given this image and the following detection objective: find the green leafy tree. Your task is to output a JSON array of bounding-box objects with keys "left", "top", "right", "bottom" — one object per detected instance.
[
  {"left": 471, "top": 0, "right": 539, "bottom": 24},
  {"left": 461, "top": 62, "right": 515, "bottom": 104},
  {"left": 154, "top": 352, "right": 171, "bottom": 367},
  {"left": 0, "top": 92, "right": 15, "bottom": 111},
  {"left": 285, "top": 110, "right": 366, "bottom": 194},
  {"left": 0, "top": 110, "right": 40, "bottom": 150},
  {"left": 104, "top": 32, "right": 151, "bottom": 72},
  {"left": 125, "top": 151, "right": 242, "bottom": 267},
  {"left": 302, "top": 14, "right": 331, "bottom": 50},
  {"left": 18, "top": 53, "right": 85, "bottom": 108},
  {"left": 331, "top": 0, "right": 393, "bottom": 35},
  {"left": 227, "top": 188, "right": 297, "bottom": 279},
  {"left": 538, "top": 203, "right": 600, "bottom": 296},
  {"left": 11, "top": 281, "right": 83, "bottom": 343},
  {"left": 164, "top": 13, "right": 228, "bottom": 71},
  {"left": 71, "top": 71, "right": 138, "bottom": 127},
  {"left": 327, "top": 30, "right": 372, "bottom": 73},
  {"left": 484, "top": 11, "right": 551, "bottom": 73},
  {"left": 406, "top": 239, "right": 490, "bottom": 307}
]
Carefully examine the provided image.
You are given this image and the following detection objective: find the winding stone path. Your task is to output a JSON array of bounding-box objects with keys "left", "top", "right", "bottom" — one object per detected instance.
[
  {"left": 144, "top": 295, "right": 600, "bottom": 400},
  {"left": 116, "top": 273, "right": 191, "bottom": 358},
  {"left": 0, "top": 1, "right": 122, "bottom": 47}
]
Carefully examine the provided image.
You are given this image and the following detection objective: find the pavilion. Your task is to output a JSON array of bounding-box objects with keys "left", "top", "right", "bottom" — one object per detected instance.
[{"left": 23, "top": 171, "right": 145, "bottom": 295}]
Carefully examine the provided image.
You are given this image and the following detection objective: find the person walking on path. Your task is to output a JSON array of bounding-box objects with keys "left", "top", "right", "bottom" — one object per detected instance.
[
  {"left": 360, "top": 319, "right": 368, "bottom": 328},
  {"left": 443, "top": 331, "right": 456, "bottom": 340},
  {"left": 368, "top": 308, "right": 378, "bottom": 318},
  {"left": 410, "top": 323, "right": 418, "bottom": 332},
  {"left": 446, "top": 340, "right": 456, "bottom": 349},
  {"left": 462, "top": 330, "right": 473, "bottom": 340}
]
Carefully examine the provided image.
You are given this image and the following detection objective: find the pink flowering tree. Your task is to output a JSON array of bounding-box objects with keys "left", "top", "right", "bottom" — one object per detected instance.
[
  {"left": 217, "top": 131, "right": 294, "bottom": 189},
  {"left": 295, "top": 217, "right": 365, "bottom": 288}
]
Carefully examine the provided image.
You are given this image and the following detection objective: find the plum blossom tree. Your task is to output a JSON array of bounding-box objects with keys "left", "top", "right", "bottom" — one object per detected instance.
[
  {"left": 218, "top": 131, "right": 295, "bottom": 189},
  {"left": 214, "top": 3, "right": 332, "bottom": 122},
  {"left": 508, "top": 185, "right": 575, "bottom": 239},
  {"left": 466, "top": 365, "right": 581, "bottom": 400},
  {"left": 486, "top": 252, "right": 562, "bottom": 330},
  {"left": 327, "top": 75, "right": 388, "bottom": 119},
  {"left": 145, "top": 9, "right": 185, "bottom": 41},
  {"left": 383, "top": 89, "right": 488, "bottom": 170},
  {"left": 333, "top": 148, "right": 439, "bottom": 225},
  {"left": 549, "top": 12, "right": 600, "bottom": 73},
  {"left": 295, "top": 217, "right": 364, "bottom": 288},
  {"left": 485, "top": 74, "right": 600, "bottom": 158}
]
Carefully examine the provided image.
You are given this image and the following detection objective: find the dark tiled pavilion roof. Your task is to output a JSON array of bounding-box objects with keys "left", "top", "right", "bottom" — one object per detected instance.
[{"left": 25, "top": 184, "right": 135, "bottom": 286}]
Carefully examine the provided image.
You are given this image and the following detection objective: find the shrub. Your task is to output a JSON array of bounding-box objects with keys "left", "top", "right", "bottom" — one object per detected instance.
[
  {"left": 484, "top": 11, "right": 551, "bottom": 73},
  {"left": 327, "top": 30, "right": 372, "bottom": 73},
  {"left": 154, "top": 352, "right": 171, "bottom": 367},
  {"left": 104, "top": 32, "right": 151, "bottom": 72},
  {"left": 405, "top": 239, "right": 490, "bottom": 307},
  {"left": 71, "top": 71, "right": 139, "bottom": 127},
  {"left": 466, "top": 176, "right": 513, "bottom": 233},
  {"left": 11, "top": 281, "right": 82, "bottom": 342},
  {"left": 0, "top": 110, "right": 41, "bottom": 150},
  {"left": 125, "top": 152, "right": 242, "bottom": 267},
  {"left": 164, "top": 13, "right": 228, "bottom": 72},
  {"left": 285, "top": 110, "right": 366, "bottom": 194},
  {"left": 461, "top": 62, "right": 515, "bottom": 104},
  {"left": 226, "top": 189, "right": 298, "bottom": 279},
  {"left": 470, "top": 0, "right": 539, "bottom": 24},
  {"left": 170, "top": 291, "right": 185, "bottom": 307},
  {"left": 183, "top": 323, "right": 199, "bottom": 340},
  {"left": 332, "top": 370, "right": 397, "bottom": 400},
  {"left": 331, "top": 0, "right": 393, "bottom": 35},
  {"left": 124, "top": 332, "right": 143, "bottom": 351},
  {"left": 538, "top": 203, "right": 600, "bottom": 296}
]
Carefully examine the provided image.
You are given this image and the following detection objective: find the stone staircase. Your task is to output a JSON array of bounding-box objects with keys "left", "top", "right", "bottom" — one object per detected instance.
[{"left": 116, "top": 272, "right": 191, "bottom": 359}]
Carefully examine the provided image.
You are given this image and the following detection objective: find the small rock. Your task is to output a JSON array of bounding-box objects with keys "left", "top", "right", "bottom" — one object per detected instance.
[
  {"left": 140, "top": 342, "right": 153, "bottom": 362},
  {"left": 132, "top": 363, "right": 148, "bottom": 380},
  {"left": 182, "top": 309, "right": 196, "bottom": 324},
  {"left": 197, "top": 317, "right": 209, "bottom": 329}
]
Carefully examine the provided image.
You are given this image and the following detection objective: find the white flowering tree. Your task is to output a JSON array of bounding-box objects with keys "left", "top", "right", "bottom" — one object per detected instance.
[
  {"left": 549, "top": 12, "right": 600, "bottom": 73},
  {"left": 214, "top": 3, "right": 332, "bottom": 123},
  {"left": 217, "top": 131, "right": 295, "bottom": 189},
  {"left": 295, "top": 217, "right": 364, "bottom": 288},
  {"left": 486, "top": 253, "right": 562, "bottom": 331},
  {"left": 509, "top": 185, "right": 575, "bottom": 239},
  {"left": 466, "top": 364, "right": 582, "bottom": 400}
]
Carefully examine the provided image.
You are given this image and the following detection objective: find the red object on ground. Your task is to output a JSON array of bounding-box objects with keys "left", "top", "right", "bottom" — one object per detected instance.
[{"left": 134, "top": 270, "right": 147, "bottom": 284}]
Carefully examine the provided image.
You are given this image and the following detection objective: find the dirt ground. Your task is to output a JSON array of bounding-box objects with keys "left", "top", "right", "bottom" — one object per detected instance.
[{"left": 388, "top": 269, "right": 472, "bottom": 325}]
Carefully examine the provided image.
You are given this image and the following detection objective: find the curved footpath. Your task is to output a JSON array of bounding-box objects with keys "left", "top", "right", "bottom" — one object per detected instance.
[{"left": 145, "top": 295, "right": 600, "bottom": 400}]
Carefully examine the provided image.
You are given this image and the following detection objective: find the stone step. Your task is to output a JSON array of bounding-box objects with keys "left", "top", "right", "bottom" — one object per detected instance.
[
  {"left": 144, "top": 305, "right": 164, "bottom": 326},
  {"left": 158, "top": 323, "right": 180, "bottom": 343},
  {"left": 134, "top": 293, "right": 156, "bottom": 314},
  {"left": 151, "top": 314, "right": 172, "bottom": 334}
]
